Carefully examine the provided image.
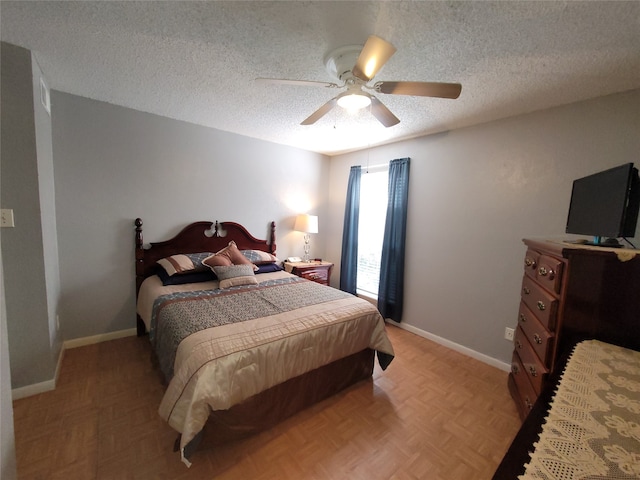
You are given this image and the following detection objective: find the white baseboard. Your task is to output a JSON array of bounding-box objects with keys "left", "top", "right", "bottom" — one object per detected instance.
[
  {"left": 63, "top": 328, "right": 137, "bottom": 349},
  {"left": 386, "top": 320, "right": 511, "bottom": 372},
  {"left": 11, "top": 378, "right": 56, "bottom": 400},
  {"left": 12, "top": 328, "right": 137, "bottom": 400},
  {"left": 54, "top": 342, "right": 64, "bottom": 385}
]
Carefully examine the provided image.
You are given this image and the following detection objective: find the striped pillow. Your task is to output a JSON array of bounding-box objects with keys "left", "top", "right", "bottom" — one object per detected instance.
[
  {"left": 157, "top": 253, "right": 211, "bottom": 276},
  {"left": 241, "top": 249, "right": 279, "bottom": 265}
]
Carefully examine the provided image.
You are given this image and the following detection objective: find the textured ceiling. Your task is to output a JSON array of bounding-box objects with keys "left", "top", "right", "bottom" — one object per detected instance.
[{"left": 1, "top": 1, "right": 639, "bottom": 155}]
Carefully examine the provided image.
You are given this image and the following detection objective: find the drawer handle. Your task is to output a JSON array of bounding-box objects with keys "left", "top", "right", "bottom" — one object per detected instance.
[
  {"left": 538, "top": 266, "right": 555, "bottom": 279},
  {"left": 529, "top": 366, "right": 537, "bottom": 377},
  {"left": 519, "top": 313, "right": 526, "bottom": 323},
  {"left": 523, "top": 287, "right": 531, "bottom": 295},
  {"left": 525, "top": 397, "right": 533, "bottom": 409},
  {"left": 516, "top": 340, "right": 522, "bottom": 349},
  {"left": 308, "top": 274, "right": 320, "bottom": 279},
  {"left": 512, "top": 364, "right": 519, "bottom": 374},
  {"left": 533, "top": 333, "right": 542, "bottom": 344},
  {"left": 537, "top": 301, "right": 546, "bottom": 311},
  {"left": 525, "top": 258, "right": 537, "bottom": 269}
]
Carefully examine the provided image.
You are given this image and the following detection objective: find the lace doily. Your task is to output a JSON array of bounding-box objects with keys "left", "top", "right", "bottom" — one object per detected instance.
[{"left": 520, "top": 340, "right": 640, "bottom": 479}]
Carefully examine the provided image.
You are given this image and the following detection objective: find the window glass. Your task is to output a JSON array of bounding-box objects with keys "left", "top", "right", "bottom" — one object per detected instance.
[{"left": 357, "top": 170, "right": 388, "bottom": 296}]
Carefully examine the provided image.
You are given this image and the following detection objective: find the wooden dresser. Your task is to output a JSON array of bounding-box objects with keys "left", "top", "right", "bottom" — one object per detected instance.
[{"left": 508, "top": 239, "right": 640, "bottom": 420}]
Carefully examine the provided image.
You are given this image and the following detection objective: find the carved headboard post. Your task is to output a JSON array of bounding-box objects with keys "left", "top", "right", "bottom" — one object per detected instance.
[
  {"left": 270, "top": 221, "right": 277, "bottom": 255},
  {"left": 134, "top": 218, "right": 146, "bottom": 336},
  {"left": 135, "top": 218, "right": 145, "bottom": 289}
]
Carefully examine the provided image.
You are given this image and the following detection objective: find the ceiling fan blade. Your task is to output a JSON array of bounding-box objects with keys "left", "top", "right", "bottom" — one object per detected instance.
[
  {"left": 300, "top": 97, "right": 338, "bottom": 125},
  {"left": 370, "top": 97, "right": 400, "bottom": 128},
  {"left": 352, "top": 35, "right": 397, "bottom": 82},
  {"left": 256, "top": 78, "right": 340, "bottom": 89},
  {"left": 375, "top": 81, "right": 462, "bottom": 99}
]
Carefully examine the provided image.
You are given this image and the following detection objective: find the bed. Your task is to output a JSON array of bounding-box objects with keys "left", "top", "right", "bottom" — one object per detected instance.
[{"left": 134, "top": 218, "right": 394, "bottom": 465}]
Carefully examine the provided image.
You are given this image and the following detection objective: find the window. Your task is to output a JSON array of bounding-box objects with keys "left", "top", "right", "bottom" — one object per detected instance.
[{"left": 356, "top": 169, "right": 388, "bottom": 297}]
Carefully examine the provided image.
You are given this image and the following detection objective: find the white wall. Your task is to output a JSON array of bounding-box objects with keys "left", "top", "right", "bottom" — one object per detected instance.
[
  {"left": 328, "top": 89, "right": 640, "bottom": 365},
  {"left": 51, "top": 92, "right": 330, "bottom": 340}
]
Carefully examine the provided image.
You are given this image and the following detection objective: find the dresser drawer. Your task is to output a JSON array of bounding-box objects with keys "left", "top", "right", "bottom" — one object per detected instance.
[
  {"left": 510, "top": 352, "right": 538, "bottom": 416},
  {"left": 520, "top": 275, "right": 558, "bottom": 330},
  {"left": 535, "top": 255, "right": 564, "bottom": 294},
  {"left": 298, "top": 268, "right": 329, "bottom": 285},
  {"left": 523, "top": 249, "right": 540, "bottom": 280},
  {"left": 517, "top": 302, "right": 554, "bottom": 365},
  {"left": 514, "top": 326, "right": 548, "bottom": 395}
]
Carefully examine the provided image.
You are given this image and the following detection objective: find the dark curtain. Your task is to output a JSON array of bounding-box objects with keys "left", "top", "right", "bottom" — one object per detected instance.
[
  {"left": 377, "top": 158, "right": 410, "bottom": 322},
  {"left": 339, "top": 165, "right": 361, "bottom": 294}
]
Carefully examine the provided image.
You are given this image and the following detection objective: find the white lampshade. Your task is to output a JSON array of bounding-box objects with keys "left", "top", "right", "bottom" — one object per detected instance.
[{"left": 294, "top": 214, "right": 318, "bottom": 234}]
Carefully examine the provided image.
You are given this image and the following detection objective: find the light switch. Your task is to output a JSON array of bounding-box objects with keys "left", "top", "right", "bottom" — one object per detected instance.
[{"left": 1, "top": 209, "right": 15, "bottom": 227}]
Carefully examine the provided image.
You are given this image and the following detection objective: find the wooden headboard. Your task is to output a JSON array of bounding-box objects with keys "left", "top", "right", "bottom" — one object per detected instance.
[{"left": 134, "top": 218, "right": 276, "bottom": 293}]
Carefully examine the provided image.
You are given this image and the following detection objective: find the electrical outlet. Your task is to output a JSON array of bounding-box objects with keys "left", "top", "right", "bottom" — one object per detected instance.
[
  {"left": 504, "top": 327, "right": 515, "bottom": 341},
  {"left": 1, "top": 209, "right": 15, "bottom": 227}
]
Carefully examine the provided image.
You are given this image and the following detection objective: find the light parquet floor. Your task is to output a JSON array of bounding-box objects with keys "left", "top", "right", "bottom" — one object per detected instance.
[{"left": 13, "top": 324, "right": 521, "bottom": 479}]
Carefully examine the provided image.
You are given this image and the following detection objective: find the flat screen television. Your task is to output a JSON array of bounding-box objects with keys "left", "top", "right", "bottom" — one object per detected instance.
[{"left": 565, "top": 163, "right": 640, "bottom": 246}]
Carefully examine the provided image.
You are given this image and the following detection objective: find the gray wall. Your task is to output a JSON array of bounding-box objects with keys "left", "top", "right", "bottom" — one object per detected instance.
[
  {"left": 32, "top": 57, "right": 61, "bottom": 351},
  {"left": 0, "top": 42, "right": 61, "bottom": 388},
  {"left": 0, "top": 241, "right": 17, "bottom": 480},
  {"left": 51, "top": 92, "right": 330, "bottom": 340},
  {"left": 327, "top": 89, "right": 640, "bottom": 365}
]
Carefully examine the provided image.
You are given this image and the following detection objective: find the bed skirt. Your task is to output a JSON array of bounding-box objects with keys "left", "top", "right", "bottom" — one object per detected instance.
[{"left": 181, "top": 348, "right": 375, "bottom": 457}]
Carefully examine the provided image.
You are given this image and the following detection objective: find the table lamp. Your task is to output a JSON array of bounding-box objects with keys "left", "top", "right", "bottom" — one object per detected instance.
[{"left": 294, "top": 214, "right": 318, "bottom": 262}]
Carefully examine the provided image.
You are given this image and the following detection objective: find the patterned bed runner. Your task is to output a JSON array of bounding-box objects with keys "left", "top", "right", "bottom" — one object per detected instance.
[
  {"left": 151, "top": 276, "right": 352, "bottom": 380},
  {"left": 520, "top": 340, "right": 640, "bottom": 479}
]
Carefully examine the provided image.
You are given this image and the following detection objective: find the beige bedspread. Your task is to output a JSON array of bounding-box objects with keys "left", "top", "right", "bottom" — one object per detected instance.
[
  {"left": 520, "top": 340, "right": 640, "bottom": 479},
  {"left": 137, "top": 272, "right": 394, "bottom": 465}
]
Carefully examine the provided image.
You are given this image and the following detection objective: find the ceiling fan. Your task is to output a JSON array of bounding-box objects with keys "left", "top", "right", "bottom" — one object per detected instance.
[{"left": 257, "top": 35, "right": 462, "bottom": 128}]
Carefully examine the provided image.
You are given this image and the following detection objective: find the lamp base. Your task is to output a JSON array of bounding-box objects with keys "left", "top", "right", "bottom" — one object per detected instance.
[{"left": 303, "top": 234, "right": 310, "bottom": 262}]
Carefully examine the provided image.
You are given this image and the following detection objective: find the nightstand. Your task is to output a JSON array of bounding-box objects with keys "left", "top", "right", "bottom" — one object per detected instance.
[{"left": 284, "top": 261, "right": 333, "bottom": 286}]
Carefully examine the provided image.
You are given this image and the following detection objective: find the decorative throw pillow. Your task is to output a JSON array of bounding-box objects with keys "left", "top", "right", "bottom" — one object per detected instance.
[
  {"left": 157, "top": 253, "right": 211, "bottom": 276},
  {"left": 202, "top": 253, "right": 233, "bottom": 270},
  {"left": 212, "top": 264, "right": 258, "bottom": 289},
  {"left": 215, "top": 241, "right": 258, "bottom": 270},
  {"left": 240, "top": 249, "right": 279, "bottom": 265},
  {"left": 255, "top": 263, "right": 284, "bottom": 274},
  {"left": 157, "top": 269, "right": 216, "bottom": 286},
  {"left": 157, "top": 254, "right": 195, "bottom": 276},
  {"left": 218, "top": 276, "right": 259, "bottom": 289}
]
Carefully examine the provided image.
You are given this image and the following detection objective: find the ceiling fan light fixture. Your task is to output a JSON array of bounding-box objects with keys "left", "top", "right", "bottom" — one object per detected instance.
[
  {"left": 337, "top": 93, "right": 371, "bottom": 111},
  {"left": 280, "top": 35, "right": 461, "bottom": 128},
  {"left": 364, "top": 58, "right": 378, "bottom": 79}
]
